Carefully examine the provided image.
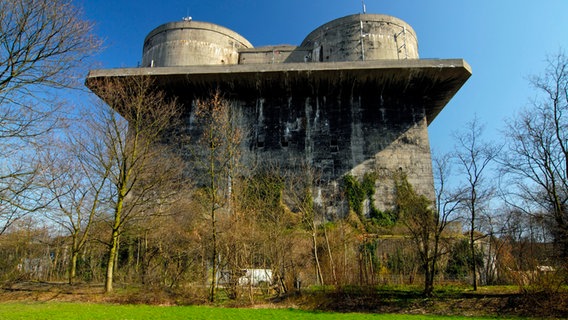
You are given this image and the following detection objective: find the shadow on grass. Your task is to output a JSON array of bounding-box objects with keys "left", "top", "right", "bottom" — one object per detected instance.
[{"left": 290, "top": 285, "right": 568, "bottom": 318}]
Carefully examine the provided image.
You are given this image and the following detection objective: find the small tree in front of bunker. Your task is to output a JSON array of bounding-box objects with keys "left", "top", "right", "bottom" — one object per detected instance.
[
  {"left": 88, "top": 76, "right": 184, "bottom": 293},
  {"left": 283, "top": 163, "right": 327, "bottom": 286},
  {"left": 191, "top": 90, "right": 243, "bottom": 302},
  {"left": 395, "top": 160, "right": 459, "bottom": 296}
]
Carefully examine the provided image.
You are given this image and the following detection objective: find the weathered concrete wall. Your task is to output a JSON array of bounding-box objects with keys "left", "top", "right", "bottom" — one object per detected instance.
[
  {"left": 238, "top": 45, "right": 310, "bottom": 64},
  {"left": 353, "top": 116, "right": 434, "bottom": 212},
  {"left": 142, "top": 21, "right": 253, "bottom": 67},
  {"left": 178, "top": 85, "right": 434, "bottom": 217}
]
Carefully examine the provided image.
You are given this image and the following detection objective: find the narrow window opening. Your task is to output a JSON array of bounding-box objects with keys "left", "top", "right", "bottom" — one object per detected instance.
[{"left": 330, "top": 138, "right": 339, "bottom": 153}]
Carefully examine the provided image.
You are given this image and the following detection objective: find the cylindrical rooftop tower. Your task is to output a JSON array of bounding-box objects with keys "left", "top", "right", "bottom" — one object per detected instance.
[
  {"left": 142, "top": 20, "right": 253, "bottom": 67},
  {"left": 301, "top": 14, "right": 418, "bottom": 61}
]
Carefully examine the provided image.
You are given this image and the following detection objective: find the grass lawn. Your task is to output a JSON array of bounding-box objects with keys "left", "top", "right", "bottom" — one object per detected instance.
[{"left": 0, "top": 302, "right": 529, "bottom": 320}]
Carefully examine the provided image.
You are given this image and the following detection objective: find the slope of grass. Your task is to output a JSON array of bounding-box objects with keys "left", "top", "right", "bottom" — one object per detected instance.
[{"left": 0, "top": 302, "right": 524, "bottom": 320}]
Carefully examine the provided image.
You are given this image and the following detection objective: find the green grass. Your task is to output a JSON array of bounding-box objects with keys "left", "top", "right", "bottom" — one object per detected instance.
[{"left": 0, "top": 302, "right": 528, "bottom": 320}]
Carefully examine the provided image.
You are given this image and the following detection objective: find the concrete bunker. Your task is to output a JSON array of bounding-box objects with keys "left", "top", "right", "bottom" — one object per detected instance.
[{"left": 87, "top": 13, "right": 471, "bottom": 216}]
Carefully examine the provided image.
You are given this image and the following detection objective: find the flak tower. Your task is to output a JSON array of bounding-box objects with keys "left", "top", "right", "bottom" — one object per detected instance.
[{"left": 87, "top": 13, "right": 471, "bottom": 217}]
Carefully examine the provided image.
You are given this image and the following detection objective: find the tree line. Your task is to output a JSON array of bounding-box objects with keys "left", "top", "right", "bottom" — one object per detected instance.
[{"left": 0, "top": 0, "right": 566, "bottom": 301}]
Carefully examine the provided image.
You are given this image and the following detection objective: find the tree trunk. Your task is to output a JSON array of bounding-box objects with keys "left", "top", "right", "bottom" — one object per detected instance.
[
  {"left": 311, "top": 222, "right": 324, "bottom": 285},
  {"left": 69, "top": 250, "right": 78, "bottom": 285},
  {"left": 424, "top": 264, "right": 434, "bottom": 296},
  {"left": 470, "top": 218, "right": 477, "bottom": 291},
  {"left": 209, "top": 205, "right": 217, "bottom": 302},
  {"left": 422, "top": 237, "right": 434, "bottom": 296},
  {"left": 323, "top": 225, "right": 337, "bottom": 285},
  {"left": 105, "top": 227, "right": 120, "bottom": 293}
]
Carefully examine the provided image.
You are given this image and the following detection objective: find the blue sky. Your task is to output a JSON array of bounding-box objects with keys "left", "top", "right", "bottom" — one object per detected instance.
[{"left": 80, "top": 0, "right": 568, "bottom": 155}]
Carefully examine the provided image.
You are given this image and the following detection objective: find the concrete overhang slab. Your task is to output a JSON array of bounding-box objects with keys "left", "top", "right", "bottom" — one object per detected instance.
[{"left": 86, "top": 59, "right": 471, "bottom": 125}]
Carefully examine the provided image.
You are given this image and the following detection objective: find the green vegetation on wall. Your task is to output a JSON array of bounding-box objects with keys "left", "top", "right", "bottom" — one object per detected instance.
[{"left": 343, "top": 173, "right": 397, "bottom": 227}]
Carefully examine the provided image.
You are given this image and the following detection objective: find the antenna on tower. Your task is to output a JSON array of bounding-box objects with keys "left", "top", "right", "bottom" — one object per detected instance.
[
  {"left": 361, "top": 0, "right": 367, "bottom": 14},
  {"left": 182, "top": 8, "right": 192, "bottom": 21}
]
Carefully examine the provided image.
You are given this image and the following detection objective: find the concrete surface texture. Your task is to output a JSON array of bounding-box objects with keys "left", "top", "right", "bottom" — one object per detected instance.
[
  {"left": 142, "top": 20, "right": 253, "bottom": 67},
  {"left": 301, "top": 14, "right": 418, "bottom": 61},
  {"left": 87, "top": 13, "right": 471, "bottom": 217}
]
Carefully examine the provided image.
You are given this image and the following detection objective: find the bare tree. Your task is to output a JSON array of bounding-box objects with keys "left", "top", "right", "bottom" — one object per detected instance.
[
  {"left": 87, "top": 76, "right": 184, "bottom": 293},
  {"left": 283, "top": 163, "right": 325, "bottom": 286},
  {"left": 395, "top": 155, "right": 459, "bottom": 296},
  {"left": 0, "top": 0, "right": 99, "bottom": 100},
  {"left": 431, "top": 154, "right": 462, "bottom": 288},
  {"left": 39, "top": 119, "right": 111, "bottom": 284},
  {"left": 501, "top": 51, "right": 568, "bottom": 261},
  {"left": 0, "top": 152, "right": 42, "bottom": 235},
  {"left": 237, "top": 165, "right": 307, "bottom": 295},
  {"left": 453, "top": 117, "right": 500, "bottom": 290},
  {"left": 191, "top": 90, "right": 243, "bottom": 302},
  {"left": 0, "top": 0, "right": 99, "bottom": 235}
]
